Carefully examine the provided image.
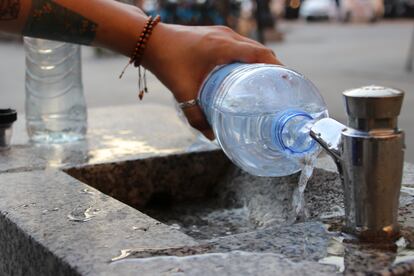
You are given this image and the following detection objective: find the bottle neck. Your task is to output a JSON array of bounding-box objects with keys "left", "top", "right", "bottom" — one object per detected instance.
[{"left": 271, "top": 109, "right": 316, "bottom": 155}]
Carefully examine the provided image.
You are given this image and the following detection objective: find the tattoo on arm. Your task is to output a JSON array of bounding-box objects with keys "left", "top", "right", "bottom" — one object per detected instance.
[
  {"left": 0, "top": 0, "right": 20, "bottom": 20},
  {"left": 23, "top": 0, "right": 97, "bottom": 45}
]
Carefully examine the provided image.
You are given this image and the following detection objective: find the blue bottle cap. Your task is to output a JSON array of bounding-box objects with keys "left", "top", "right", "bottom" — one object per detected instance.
[{"left": 271, "top": 109, "right": 316, "bottom": 155}]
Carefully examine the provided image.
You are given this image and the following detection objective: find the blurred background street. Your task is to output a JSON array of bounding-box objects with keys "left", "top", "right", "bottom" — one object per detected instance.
[{"left": 0, "top": 0, "right": 413, "bottom": 160}]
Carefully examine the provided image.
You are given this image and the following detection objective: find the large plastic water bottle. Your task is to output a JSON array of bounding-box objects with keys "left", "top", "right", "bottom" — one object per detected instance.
[
  {"left": 24, "top": 38, "right": 87, "bottom": 143},
  {"left": 199, "top": 63, "right": 328, "bottom": 177}
]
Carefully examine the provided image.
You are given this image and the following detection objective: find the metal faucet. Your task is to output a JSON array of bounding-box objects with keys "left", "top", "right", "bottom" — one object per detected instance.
[{"left": 310, "top": 86, "right": 405, "bottom": 240}]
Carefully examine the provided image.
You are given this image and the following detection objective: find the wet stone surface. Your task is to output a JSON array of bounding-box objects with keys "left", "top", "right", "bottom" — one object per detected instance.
[
  {"left": 4, "top": 105, "right": 207, "bottom": 172},
  {"left": 66, "top": 148, "right": 414, "bottom": 275},
  {"left": 208, "top": 221, "right": 333, "bottom": 262},
  {"left": 2, "top": 105, "right": 414, "bottom": 275},
  {"left": 0, "top": 145, "right": 45, "bottom": 173},
  {"left": 108, "top": 251, "right": 339, "bottom": 276},
  {"left": 0, "top": 169, "right": 198, "bottom": 276},
  {"left": 66, "top": 152, "right": 346, "bottom": 241}
]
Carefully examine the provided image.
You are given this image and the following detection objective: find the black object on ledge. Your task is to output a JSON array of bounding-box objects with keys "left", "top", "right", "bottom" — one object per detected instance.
[{"left": 0, "top": 109, "right": 17, "bottom": 149}]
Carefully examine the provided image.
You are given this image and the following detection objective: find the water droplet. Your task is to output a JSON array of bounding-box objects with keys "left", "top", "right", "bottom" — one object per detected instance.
[
  {"left": 80, "top": 188, "right": 95, "bottom": 195},
  {"left": 401, "top": 186, "right": 414, "bottom": 196},
  {"left": 318, "top": 256, "right": 345, "bottom": 272},
  {"left": 320, "top": 205, "right": 345, "bottom": 219},
  {"left": 22, "top": 203, "right": 36, "bottom": 208},
  {"left": 132, "top": 226, "right": 148, "bottom": 232},
  {"left": 132, "top": 226, "right": 148, "bottom": 231},
  {"left": 111, "top": 249, "right": 132, "bottom": 262},
  {"left": 41, "top": 208, "right": 60, "bottom": 214},
  {"left": 170, "top": 223, "right": 181, "bottom": 230},
  {"left": 68, "top": 206, "right": 97, "bottom": 222},
  {"left": 396, "top": 237, "right": 408, "bottom": 248},
  {"left": 169, "top": 267, "right": 184, "bottom": 273},
  {"left": 111, "top": 245, "right": 213, "bottom": 262}
]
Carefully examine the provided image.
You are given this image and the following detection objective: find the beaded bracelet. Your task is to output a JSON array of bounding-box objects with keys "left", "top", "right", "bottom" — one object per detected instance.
[{"left": 119, "top": 15, "right": 161, "bottom": 100}]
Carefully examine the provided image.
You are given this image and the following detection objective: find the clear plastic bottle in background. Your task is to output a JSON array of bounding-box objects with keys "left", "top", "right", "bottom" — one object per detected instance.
[
  {"left": 198, "top": 63, "right": 329, "bottom": 177},
  {"left": 24, "top": 38, "right": 87, "bottom": 143}
]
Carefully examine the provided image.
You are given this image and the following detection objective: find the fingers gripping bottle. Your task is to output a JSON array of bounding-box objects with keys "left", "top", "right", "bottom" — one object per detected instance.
[{"left": 198, "top": 63, "right": 328, "bottom": 177}]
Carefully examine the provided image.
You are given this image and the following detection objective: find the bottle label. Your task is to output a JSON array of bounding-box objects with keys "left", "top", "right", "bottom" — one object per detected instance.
[{"left": 198, "top": 63, "right": 244, "bottom": 124}]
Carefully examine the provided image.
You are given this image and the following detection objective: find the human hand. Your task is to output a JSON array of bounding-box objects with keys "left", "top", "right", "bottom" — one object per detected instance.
[{"left": 142, "top": 23, "right": 282, "bottom": 139}]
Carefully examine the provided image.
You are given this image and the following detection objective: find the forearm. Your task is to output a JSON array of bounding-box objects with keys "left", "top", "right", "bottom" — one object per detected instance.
[
  {"left": 1, "top": 0, "right": 281, "bottom": 139},
  {"left": 0, "top": 0, "right": 150, "bottom": 57}
]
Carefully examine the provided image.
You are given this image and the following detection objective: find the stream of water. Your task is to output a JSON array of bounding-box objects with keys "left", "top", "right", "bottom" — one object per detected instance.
[{"left": 291, "top": 155, "right": 317, "bottom": 222}]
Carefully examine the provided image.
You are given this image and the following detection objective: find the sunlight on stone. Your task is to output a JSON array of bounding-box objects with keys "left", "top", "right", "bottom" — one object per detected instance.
[{"left": 89, "top": 138, "right": 182, "bottom": 163}]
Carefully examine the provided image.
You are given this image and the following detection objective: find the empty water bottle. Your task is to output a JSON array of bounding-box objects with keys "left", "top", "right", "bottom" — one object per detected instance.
[
  {"left": 198, "top": 63, "right": 328, "bottom": 177},
  {"left": 24, "top": 38, "right": 87, "bottom": 143}
]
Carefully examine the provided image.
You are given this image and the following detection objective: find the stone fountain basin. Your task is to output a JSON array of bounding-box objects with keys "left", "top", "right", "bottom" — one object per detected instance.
[
  {"left": 65, "top": 150, "right": 344, "bottom": 242},
  {"left": 2, "top": 105, "right": 414, "bottom": 275},
  {"left": 1, "top": 146, "right": 414, "bottom": 275},
  {"left": 63, "top": 149, "right": 414, "bottom": 275}
]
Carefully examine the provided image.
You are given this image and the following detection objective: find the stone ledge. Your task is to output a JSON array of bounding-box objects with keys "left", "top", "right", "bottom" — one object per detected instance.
[
  {"left": 2, "top": 104, "right": 211, "bottom": 173},
  {"left": 0, "top": 170, "right": 197, "bottom": 275}
]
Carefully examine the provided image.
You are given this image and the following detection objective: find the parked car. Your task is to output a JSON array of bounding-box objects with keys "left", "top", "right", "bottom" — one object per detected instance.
[
  {"left": 299, "top": 0, "right": 338, "bottom": 20},
  {"left": 339, "top": 0, "right": 384, "bottom": 21}
]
